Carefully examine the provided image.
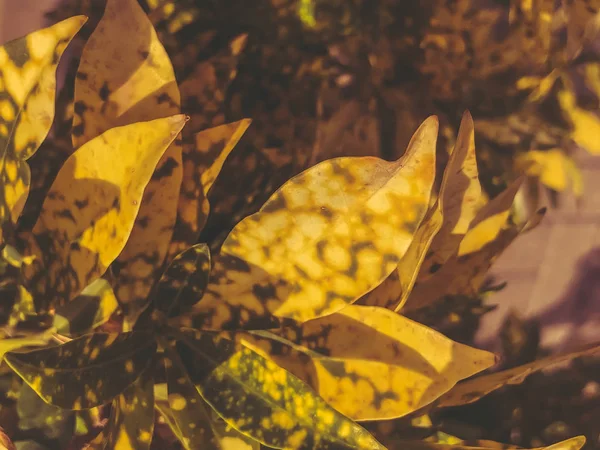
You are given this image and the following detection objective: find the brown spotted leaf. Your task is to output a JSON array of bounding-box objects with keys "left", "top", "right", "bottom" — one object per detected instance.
[
  {"left": 24, "top": 115, "right": 186, "bottom": 312},
  {"left": 4, "top": 331, "right": 157, "bottom": 410},
  {"left": 85, "top": 366, "right": 155, "bottom": 449},
  {"left": 436, "top": 343, "right": 600, "bottom": 408},
  {"left": 242, "top": 305, "right": 496, "bottom": 421},
  {"left": 405, "top": 177, "right": 526, "bottom": 311},
  {"left": 0, "top": 16, "right": 86, "bottom": 236},
  {"left": 53, "top": 278, "right": 119, "bottom": 337},
  {"left": 161, "top": 345, "right": 221, "bottom": 450},
  {"left": 177, "top": 329, "right": 385, "bottom": 450},
  {"left": 155, "top": 244, "right": 210, "bottom": 319},
  {"left": 73, "top": 0, "right": 184, "bottom": 323},
  {"left": 169, "top": 120, "right": 251, "bottom": 259},
  {"left": 181, "top": 116, "right": 438, "bottom": 330}
]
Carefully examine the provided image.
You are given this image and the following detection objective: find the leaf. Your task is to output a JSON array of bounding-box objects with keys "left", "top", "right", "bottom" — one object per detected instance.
[
  {"left": 419, "top": 110, "right": 484, "bottom": 278},
  {"left": 24, "top": 115, "right": 187, "bottom": 311},
  {"left": 73, "top": 0, "right": 184, "bottom": 322},
  {"left": 154, "top": 244, "right": 211, "bottom": 319},
  {"left": 53, "top": 278, "right": 119, "bottom": 337},
  {"left": 176, "top": 329, "right": 385, "bottom": 450},
  {"left": 0, "top": 16, "right": 86, "bottom": 235},
  {"left": 161, "top": 345, "right": 221, "bottom": 450},
  {"left": 5, "top": 331, "right": 157, "bottom": 410},
  {"left": 182, "top": 116, "right": 438, "bottom": 329},
  {"left": 405, "top": 177, "right": 525, "bottom": 311},
  {"left": 516, "top": 149, "right": 583, "bottom": 196},
  {"left": 380, "top": 436, "right": 586, "bottom": 450},
  {"left": 0, "top": 329, "right": 54, "bottom": 362},
  {"left": 436, "top": 343, "right": 600, "bottom": 408},
  {"left": 168, "top": 120, "right": 251, "bottom": 259},
  {"left": 85, "top": 367, "right": 155, "bottom": 450},
  {"left": 242, "top": 305, "right": 496, "bottom": 421}
]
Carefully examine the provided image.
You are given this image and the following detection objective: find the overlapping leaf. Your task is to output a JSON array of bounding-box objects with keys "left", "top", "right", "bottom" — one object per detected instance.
[
  {"left": 53, "top": 278, "right": 119, "bottom": 337},
  {"left": 177, "top": 329, "right": 385, "bottom": 449},
  {"left": 73, "top": 0, "right": 184, "bottom": 322},
  {"left": 242, "top": 305, "right": 496, "bottom": 421},
  {"left": 169, "top": 120, "right": 251, "bottom": 259},
  {"left": 24, "top": 115, "right": 186, "bottom": 311},
  {"left": 436, "top": 343, "right": 600, "bottom": 408},
  {"left": 360, "top": 111, "right": 482, "bottom": 310},
  {"left": 154, "top": 243, "right": 210, "bottom": 319},
  {"left": 5, "top": 331, "right": 156, "bottom": 410},
  {"left": 85, "top": 367, "right": 155, "bottom": 449},
  {"left": 380, "top": 436, "right": 586, "bottom": 450},
  {"left": 0, "top": 16, "right": 86, "bottom": 238},
  {"left": 182, "top": 116, "right": 438, "bottom": 329},
  {"left": 405, "top": 178, "right": 528, "bottom": 311}
]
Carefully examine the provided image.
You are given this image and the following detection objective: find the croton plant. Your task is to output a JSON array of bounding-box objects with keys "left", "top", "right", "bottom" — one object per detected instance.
[{"left": 0, "top": 1, "right": 598, "bottom": 450}]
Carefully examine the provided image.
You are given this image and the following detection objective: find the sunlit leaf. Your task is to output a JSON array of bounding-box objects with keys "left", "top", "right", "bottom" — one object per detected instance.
[
  {"left": 73, "top": 0, "right": 184, "bottom": 324},
  {"left": 5, "top": 331, "right": 156, "bottom": 409},
  {"left": 0, "top": 15, "right": 86, "bottom": 235},
  {"left": 169, "top": 120, "right": 251, "bottom": 259},
  {"left": 24, "top": 115, "right": 186, "bottom": 312},
  {"left": 53, "top": 278, "right": 119, "bottom": 337},
  {"left": 405, "top": 177, "right": 525, "bottom": 311},
  {"left": 85, "top": 367, "right": 155, "bottom": 449},
  {"left": 177, "top": 329, "right": 385, "bottom": 449},
  {"left": 0, "top": 328, "right": 54, "bottom": 361},
  {"left": 181, "top": 116, "right": 438, "bottom": 329},
  {"left": 436, "top": 343, "right": 600, "bottom": 408},
  {"left": 420, "top": 110, "right": 483, "bottom": 277},
  {"left": 154, "top": 243, "right": 210, "bottom": 319},
  {"left": 516, "top": 149, "right": 583, "bottom": 196},
  {"left": 243, "top": 305, "right": 496, "bottom": 421}
]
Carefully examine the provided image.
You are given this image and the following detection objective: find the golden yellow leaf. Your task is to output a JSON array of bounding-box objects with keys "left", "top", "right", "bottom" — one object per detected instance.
[
  {"left": 169, "top": 120, "right": 251, "bottom": 259},
  {"left": 436, "top": 343, "right": 600, "bottom": 408},
  {"left": 516, "top": 149, "right": 583, "bottom": 196},
  {"left": 72, "top": 0, "right": 183, "bottom": 321},
  {"left": 360, "top": 111, "right": 481, "bottom": 310},
  {"left": 405, "top": 178, "right": 525, "bottom": 311},
  {"left": 179, "top": 116, "right": 438, "bottom": 329},
  {"left": 24, "top": 115, "right": 186, "bottom": 311},
  {"left": 242, "top": 305, "right": 497, "bottom": 421},
  {"left": 0, "top": 15, "right": 86, "bottom": 233},
  {"left": 420, "top": 110, "right": 484, "bottom": 277},
  {"left": 380, "top": 436, "right": 586, "bottom": 450}
]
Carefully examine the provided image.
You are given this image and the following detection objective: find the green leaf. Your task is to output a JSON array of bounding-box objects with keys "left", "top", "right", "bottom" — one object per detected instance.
[
  {"left": 5, "top": 331, "right": 157, "bottom": 409},
  {"left": 23, "top": 115, "right": 187, "bottom": 312},
  {"left": 176, "top": 329, "right": 385, "bottom": 450},
  {"left": 161, "top": 345, "right": 221, "bottom": 449},
  {"left": 0, "top": 16, "right": 87, "bottom": 238},
  {"left": 180, "top": 116, "right": 438, "bottom": 330},
  {"left": 154, "top": 243, "right": 211, "bottom": 319},
  {"left": 241, "top": 305, "right": 496, "bottom": 421},
  {"left": 85, "top": 367, "right": 155, "bottom": 449},
  {"left": 53, "top": 278, "right": 119, "bottom": 337},
  {"left": 437, "top": 343, "right": 600, "bottom": 408}
]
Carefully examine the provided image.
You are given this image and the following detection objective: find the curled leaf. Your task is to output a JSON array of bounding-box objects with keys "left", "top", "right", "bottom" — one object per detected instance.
[
  {"left": 24, "top": 115, "right": 187, "bottom": 311},
  {"left": 5, "top": 331, "right": 157, "bottom": 410},
  {"left": 183, "top": 116, "right": 438, "bottom": 329}
]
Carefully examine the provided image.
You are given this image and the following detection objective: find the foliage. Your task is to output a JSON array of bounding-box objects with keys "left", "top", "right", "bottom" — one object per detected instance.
[{"left": 0, "top": 1, "right": 596, "bottom": 450}]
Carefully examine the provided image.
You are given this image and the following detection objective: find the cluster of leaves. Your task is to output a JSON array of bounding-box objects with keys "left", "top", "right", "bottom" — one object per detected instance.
[
  {"left": 46, "top": 0, "right": 600, "bottom": 236},
  {"left": 0, "top": 1, "right": 597, "bottom": 450}
]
